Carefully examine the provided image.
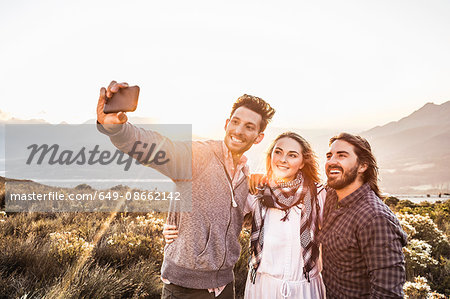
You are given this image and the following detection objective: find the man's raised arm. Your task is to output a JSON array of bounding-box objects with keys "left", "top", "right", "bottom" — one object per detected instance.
[{"left": 96, "top": 81, "right": 191, "bottom": 182}]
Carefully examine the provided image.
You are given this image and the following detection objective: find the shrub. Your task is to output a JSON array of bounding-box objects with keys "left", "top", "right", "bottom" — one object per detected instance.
[
  {"left": 49, "top": 231, "right": 94, "bottom": 263},
  {"left": 403, "top": 276, "right": 446, "bottom": 299},
  {"left": 398, "top": 212, "right": 450, "bottom": 294}
]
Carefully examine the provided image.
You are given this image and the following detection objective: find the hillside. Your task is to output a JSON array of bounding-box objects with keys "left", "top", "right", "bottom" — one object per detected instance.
[{"left": 360, "top": 101, "right": 450, "bottom": 194}]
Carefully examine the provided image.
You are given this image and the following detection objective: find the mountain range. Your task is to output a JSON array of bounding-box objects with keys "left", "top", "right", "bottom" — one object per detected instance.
[
  {"left": 228, "top": 101, "right": 450, "bottom": 195},
  {"left": 360, "top": 101, "right": 450, "bottom": 194},
  {"left": 1, "top": 101, "right": 449, "bottom": 194}
]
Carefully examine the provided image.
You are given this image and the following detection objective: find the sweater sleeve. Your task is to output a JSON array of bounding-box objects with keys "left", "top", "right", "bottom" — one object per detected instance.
[
  {"left": 97, "top": 122, "right": 191, "bottom": 181},
  {"left": 244, "top": 193, "right": 259, "bottom": 214}
]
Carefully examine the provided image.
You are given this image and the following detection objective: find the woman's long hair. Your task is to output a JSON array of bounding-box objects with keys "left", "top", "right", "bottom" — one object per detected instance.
[{"left": 266, "top": 132, "right": 320, "bottom": 184}]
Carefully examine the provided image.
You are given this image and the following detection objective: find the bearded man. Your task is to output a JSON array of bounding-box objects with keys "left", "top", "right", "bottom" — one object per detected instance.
[{"left": 318, "top": 133, "right": 407, "bottom": 298}]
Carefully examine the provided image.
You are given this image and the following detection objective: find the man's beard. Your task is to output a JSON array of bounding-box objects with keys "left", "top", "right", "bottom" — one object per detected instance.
[{"left": 327, "top": 164, "right": 359, "bottom": 190}]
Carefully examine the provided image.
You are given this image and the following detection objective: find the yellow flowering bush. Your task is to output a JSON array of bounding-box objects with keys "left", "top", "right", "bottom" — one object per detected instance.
[
  {"left": 404, "top": 276, "right": 431, "bottom": 298},
  {"left": 98, "top": 212, "right": 166, "bottom": 264},
  {"left": 397, "top": 213, "right": 417, "bottom": 238},
  {"left": 397, "top": 213, "right": 449, "bottom": 251},
  {"left": 403, "top": 276, "right": 446, "bottom": 298},
  {"left": 106, "top": 232, "right": 149, "bottom": 249},
  {"left": 397, "top": 212, "right": 450, "bottom": 295},
  {"left": 49, "top": 231, "right": 94, "bottom": 263},
  {"left": 135, "top": 212, "right": 165, "bottom": 227},
  {"left": 0, "top": 211, "right": 6, "bottom": 222},
  {"left": 403, "top": 239, "right": 438, "bottom": 269}
]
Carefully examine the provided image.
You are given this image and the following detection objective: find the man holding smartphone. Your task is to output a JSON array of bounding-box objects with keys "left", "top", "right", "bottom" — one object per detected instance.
[{"left": 96, "top": 81, "right": 275, "bottom": 298}]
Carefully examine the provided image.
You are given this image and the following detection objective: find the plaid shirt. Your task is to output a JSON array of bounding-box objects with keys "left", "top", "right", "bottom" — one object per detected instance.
[{"left": 317, "top": 183, "right": 407, "bottom": 298}]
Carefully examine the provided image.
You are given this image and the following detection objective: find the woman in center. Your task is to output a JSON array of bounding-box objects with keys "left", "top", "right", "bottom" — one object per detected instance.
[{"left": 244, "top": 132, "right": 326, "bottom": 299}]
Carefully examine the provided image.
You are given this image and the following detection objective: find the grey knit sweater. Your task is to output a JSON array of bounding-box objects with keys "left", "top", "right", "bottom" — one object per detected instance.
[{"left": 98, "top": 123, "right": 250, "bottom": 289}]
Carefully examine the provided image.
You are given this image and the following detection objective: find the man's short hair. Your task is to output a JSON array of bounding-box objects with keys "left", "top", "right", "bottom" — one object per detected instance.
[{"left": 230, "top": 94, "right": 275, "bottom": 132}]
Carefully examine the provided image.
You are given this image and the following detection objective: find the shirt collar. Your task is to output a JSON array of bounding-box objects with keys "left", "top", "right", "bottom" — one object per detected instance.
[
  {"left": 222, "top": 141, "right": 249, "bottom": 177},
  {"left": 337, "top": 183, "right": 371, "bottom": 208}
]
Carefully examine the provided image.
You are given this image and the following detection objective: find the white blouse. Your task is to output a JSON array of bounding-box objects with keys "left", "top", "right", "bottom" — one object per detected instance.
[{"left": 244, "top": 187, "right": 327, "bottom": 299}]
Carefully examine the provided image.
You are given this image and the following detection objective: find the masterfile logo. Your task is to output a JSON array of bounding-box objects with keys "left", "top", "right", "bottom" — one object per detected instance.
[
  {"left": 26, "top": 141, "right": 170, "bottom": 171},
  {"left": 4, "top": 124, "right": 192, "bottom": 212}
]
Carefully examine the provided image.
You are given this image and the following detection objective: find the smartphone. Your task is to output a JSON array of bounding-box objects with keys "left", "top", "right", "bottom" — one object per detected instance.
[{"left": 103, "top": 86, "right": 140, "bottom": 114}]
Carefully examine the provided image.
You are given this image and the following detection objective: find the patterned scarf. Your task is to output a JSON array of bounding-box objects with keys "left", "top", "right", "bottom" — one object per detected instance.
[{"left": 249, "top": 172, "right": 320, "bottom": 283}]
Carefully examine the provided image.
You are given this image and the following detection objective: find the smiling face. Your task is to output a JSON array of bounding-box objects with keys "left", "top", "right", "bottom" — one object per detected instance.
[
  {"left": 325, "top": 139, "right": 365, "bottom": 190},
  {"left": 269, "top": 137, "right": 305, "bottom": 181},
  {"left": 224, "top": 106, "right": 264, "bottom": 155}
]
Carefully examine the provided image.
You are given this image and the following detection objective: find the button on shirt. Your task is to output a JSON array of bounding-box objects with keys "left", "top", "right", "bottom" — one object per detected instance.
[{"left": 317, "top": 184, "right": 407, "bottom": 298}]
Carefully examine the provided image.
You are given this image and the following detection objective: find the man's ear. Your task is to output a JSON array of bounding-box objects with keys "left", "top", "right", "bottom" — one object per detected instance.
[
  {"left": 254, "top": 132, "right": 264, "bottom": 145},
  {"left": 358, "top": 162, "right": 368, "bottom": 174},
  {"left": 224, "top": 119, "right": 230, "bottom": 131}
]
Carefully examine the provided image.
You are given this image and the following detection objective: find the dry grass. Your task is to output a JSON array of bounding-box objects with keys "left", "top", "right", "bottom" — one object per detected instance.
[
  {"left": 0, "top": 210, "right": 251, "bottom": 298},
  {"left": 0, "top": 211, "right": 167, "bottom": 298},
  {"left": 0, "top": 177, "right": 250, "bottom": 298}
]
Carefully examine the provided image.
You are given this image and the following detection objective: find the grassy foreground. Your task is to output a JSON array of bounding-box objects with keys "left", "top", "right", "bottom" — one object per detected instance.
[{"left": 0, "top": 197, "right": 449, "bottom": 298}]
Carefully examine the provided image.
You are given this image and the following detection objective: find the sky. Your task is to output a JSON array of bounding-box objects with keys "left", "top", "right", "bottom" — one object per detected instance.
[{"left": 1, "top": 0, "right": 450, "bottom": 138}]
